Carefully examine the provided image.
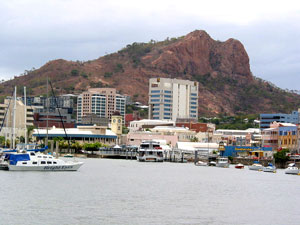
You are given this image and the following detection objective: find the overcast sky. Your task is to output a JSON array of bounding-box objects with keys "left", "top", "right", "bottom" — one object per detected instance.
[{"left": 0, "top": 0, "right": 300, "bottom": 90}]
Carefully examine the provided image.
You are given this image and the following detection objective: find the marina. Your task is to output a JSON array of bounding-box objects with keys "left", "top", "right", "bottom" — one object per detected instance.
[{"left": 0, "top": 158, "right": 299, "bottom": 225}]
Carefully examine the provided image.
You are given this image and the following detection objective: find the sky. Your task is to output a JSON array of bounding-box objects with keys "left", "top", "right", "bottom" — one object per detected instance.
[{"left": 0, "top": 0, "right": 300, "bottom": 90}]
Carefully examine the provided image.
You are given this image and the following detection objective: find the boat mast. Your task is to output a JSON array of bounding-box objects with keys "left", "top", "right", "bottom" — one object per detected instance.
[
  {"left": 46, "top": 76, "right": 49, "bottom": 147},
  {"left": 12, "top": 86, "right": 17, "bottom": 149},
  {"left": 24, "top": 86, "right": 27, "bottom": 148}
]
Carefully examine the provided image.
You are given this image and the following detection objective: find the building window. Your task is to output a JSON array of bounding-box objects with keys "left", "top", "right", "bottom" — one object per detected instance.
[
  {"left": 164, "top": 112, "right": 171, "bottom": 116},
  {"left": 190, "top": 97, "right": 197, "bottom": 101},
  {"left": 164, "top": 104, "right": 171, "bottom": 107},
  {"left": 164, "top": 95, "right": 171, "bottom": 98},
  {"left": 164, "top": 99, "right": 171, "bottom": 103},
  {"left": 164, "top": 90, "right": 171, "bottom": 93},
  {"left": 164, "top": 108, "right": 171, "bottom": 111},
  {"left": 153, "top": 108, "right": 160, "bottom": 111},
  {"left": 151, "top": 90, "right": 160, "bottom": 93},
  {"left": 151, "top": 95, "right": 160, "bottom": 98},
  {"left": 153, "top": 112, "right": 159, "bottom": 115},
  {"left": 190, "top": 102, "right": 197, "bottom": 105},
  {"left": 153, "top": 117, "right": 159, "bottom": 119},
  {"left": 164, "top": 117, "right": 170, "bottom": 119},
  {"left": 151, "top": 99, "right": 160, "bottom": 102}
]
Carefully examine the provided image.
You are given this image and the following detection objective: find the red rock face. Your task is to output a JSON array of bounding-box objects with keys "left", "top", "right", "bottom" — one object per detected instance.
[{"left": 1, "top": 30, "right": 299, "bottom": 116}]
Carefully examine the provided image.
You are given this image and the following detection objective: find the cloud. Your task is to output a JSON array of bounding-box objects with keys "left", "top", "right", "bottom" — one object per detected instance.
[{"left": 0, "top": 0, "right": 300, "bottom": 89}]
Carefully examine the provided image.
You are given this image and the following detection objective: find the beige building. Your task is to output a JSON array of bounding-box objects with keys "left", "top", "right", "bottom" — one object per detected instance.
[
  {"left": 77, "top": 88, "right": 125, "bottom": 124},
  {"left": 149, "top": 78, "right": 198, "bottom": 121},
  {"left": 0, "top": 98, "right": 34, "bottom": 139}
]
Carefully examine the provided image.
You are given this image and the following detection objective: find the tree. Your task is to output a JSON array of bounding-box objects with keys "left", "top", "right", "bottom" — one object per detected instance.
[
  {"left": 71, "top": 142, "right": 83, "bottom": 153},
  {"left": 190, "top": 137, "right": 199, "bottom": 142},
  {"left": 274, "top": 149, "right": 290, "bottom": 168}
]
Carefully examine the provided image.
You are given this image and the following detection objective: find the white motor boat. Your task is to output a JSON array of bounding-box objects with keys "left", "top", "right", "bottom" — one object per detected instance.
[
  {"left": 285, "top": 163, "right": 300, "bottom": 175},
  {"left": 6, "top": 151, "right": 83, "bottom": 171},
  {"left": 208, "top": 161, "right": 217, "bottom": 166},
  {"left": 263, "top": 163, "right": 276, "bottom": 173},
  {"left": 249, "top": 161, "right": 263, "bottom": 171},
  {"left": 216, "top": 157, "right": 229, "bottom": 168},
  {"left": 195, "top": 161, "right": 208, "bottom": 166},
  {"left": 137, "top": 141, "right": 164, "bottom": 162}
]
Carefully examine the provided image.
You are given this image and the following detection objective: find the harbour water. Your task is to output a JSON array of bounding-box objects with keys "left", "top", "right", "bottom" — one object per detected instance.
[{"left": 0, "top": 158, "right": 299, "bottom": 225}]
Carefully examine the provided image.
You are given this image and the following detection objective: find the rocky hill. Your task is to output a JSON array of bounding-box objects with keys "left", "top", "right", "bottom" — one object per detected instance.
[{"left": 1, "top": 30, "right": 300, "bottom": 116}]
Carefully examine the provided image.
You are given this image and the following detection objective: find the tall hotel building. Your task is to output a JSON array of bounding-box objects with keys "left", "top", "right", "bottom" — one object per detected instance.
[
  {"left": 148, "top": 78, "right": 198, "bottom": 121},
  {"left": 77, "top": 88, "right": 126, "bottom": 124}
]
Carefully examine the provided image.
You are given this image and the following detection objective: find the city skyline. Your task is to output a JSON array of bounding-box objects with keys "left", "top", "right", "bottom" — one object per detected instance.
[{"left": 0, "top": 0, "right": 300, "bottom": 90}]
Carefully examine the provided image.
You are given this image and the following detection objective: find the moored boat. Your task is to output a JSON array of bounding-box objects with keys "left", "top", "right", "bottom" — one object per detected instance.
[
  {"left": 285, "top": 163, "right": 300, "bottom": 175},
  {"left": 6, "top": 151, "right": 83, "bottom": 171},
  {"left": 195, "top": 161, "right": 208, "bottom": 166},
  {"left": 263, "top": 163, "right": 276, "bottom": 173},
  {"left": 249, "top": 161, "right": 263, "bottom": 171},
  {"left": 216, "top": 157, "right": 229, "bottom": 168},
  {"left": 208, "top": 161, "right": 216, "bottom": 166},
  {"left": 235, "top": 163, "right": 244, "bottom": 169},
  {"left": 137, "top": 141, "right": 164, "bottom": 162}
]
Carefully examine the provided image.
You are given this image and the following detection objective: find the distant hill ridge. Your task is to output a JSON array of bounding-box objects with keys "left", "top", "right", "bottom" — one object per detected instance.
[{"left": 1, "top": 30, "right": 300, "bottom": 115}]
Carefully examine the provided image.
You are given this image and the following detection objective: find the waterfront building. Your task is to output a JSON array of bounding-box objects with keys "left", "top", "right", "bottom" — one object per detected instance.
[
  {"left": 151, "top": 126, "right": 196, "bottom": 142},
  {"left": 176, "top": 121, "right": 215, "bottom": 133},
  {"left": 260, "top": 109, "right": 299, "bottom": 129},
  {"left": 32, "top": 125, "right": 117, "bottom": 145},
  {"left": 174, "top": 142, "right": 219, "bottom": 154},
  {"left": 262, "top": 122, "right": 298, "bottom": 152},
  {"left": 220, "top": 146, "right": 273, "bottom": 158},
  {"left": 0, "top": 98, "right": 34, "bottom": 138},
  {"left": 148, "top": 78, "right": 198, "bottom": 121},
  {"left": 213, "top": 128, "right": 261, "bottom": 146},
  {"left": 77, "top": 88, "right": 126, "bottom": 124},
  {"left": 129, "top": 119, "right": 175, "bottom": 132},
  {"left": 126, "top": 131, "right": 178, "bottom": 147}
]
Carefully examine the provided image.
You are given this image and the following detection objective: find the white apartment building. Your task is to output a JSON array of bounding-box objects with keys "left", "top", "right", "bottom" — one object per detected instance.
[
  {"left": 77, "top": 88, "right": 126, "bottom": 124},
  {"left": 148, "top": 78, "right": 198, "bottom": 121}
]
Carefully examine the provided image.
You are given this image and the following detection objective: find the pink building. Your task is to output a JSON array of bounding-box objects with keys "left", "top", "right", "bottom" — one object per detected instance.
[{"left": 126, "top": 132, "right": 178, "bottom": 147}]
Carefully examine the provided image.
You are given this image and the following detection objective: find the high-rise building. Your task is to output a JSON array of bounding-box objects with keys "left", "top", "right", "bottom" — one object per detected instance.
[
  {"left": 148, "top": 78, "right": 198, "bottom": 121},
  {"left": 77, "top": 88, "right": 126, "bottom": 124}
]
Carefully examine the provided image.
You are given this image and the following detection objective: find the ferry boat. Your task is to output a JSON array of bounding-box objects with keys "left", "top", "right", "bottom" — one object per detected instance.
[
  {"left": 285, "top": 163, "right": 300, "bottom": 175},
  {"left": 216, "top": 157, "right": 230, "bottom": 168},
  {"left": 5, "top": 151, "right": 83, "bottom": 171},
  {"left": 263, "top": 163, "right": 276, "bottom": 173},
  {"left": 137, "top": 141, "right": 164, "bottom": 162},
  {"left": 249, "top": 161, "right": 263, "bottom": 171}
]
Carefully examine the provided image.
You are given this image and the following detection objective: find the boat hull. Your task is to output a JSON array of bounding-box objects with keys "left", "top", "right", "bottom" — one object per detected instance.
[
  {"left": 8, "top": 162, "right": 84, "bottom": 171},
  {"left": 235, "top": 165, "right": 244, "bottom": 169},
  {"left": 216, "top": 163, "right": 229, "bottom": 168},
  {"left": 263, "top": 167, "right": 276, "bottom": 173},
  {"left": 137, "top": 156, "right": 163, "bottom": 162},
  {"left": 195, "top": 161, "right": 208, "bottom": 166},
  {"left": 249, "top": 165, "right": 263, "bottom": 171},
  {"left": 285, "top": 168, "right": 300, "bottom": 175}
]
